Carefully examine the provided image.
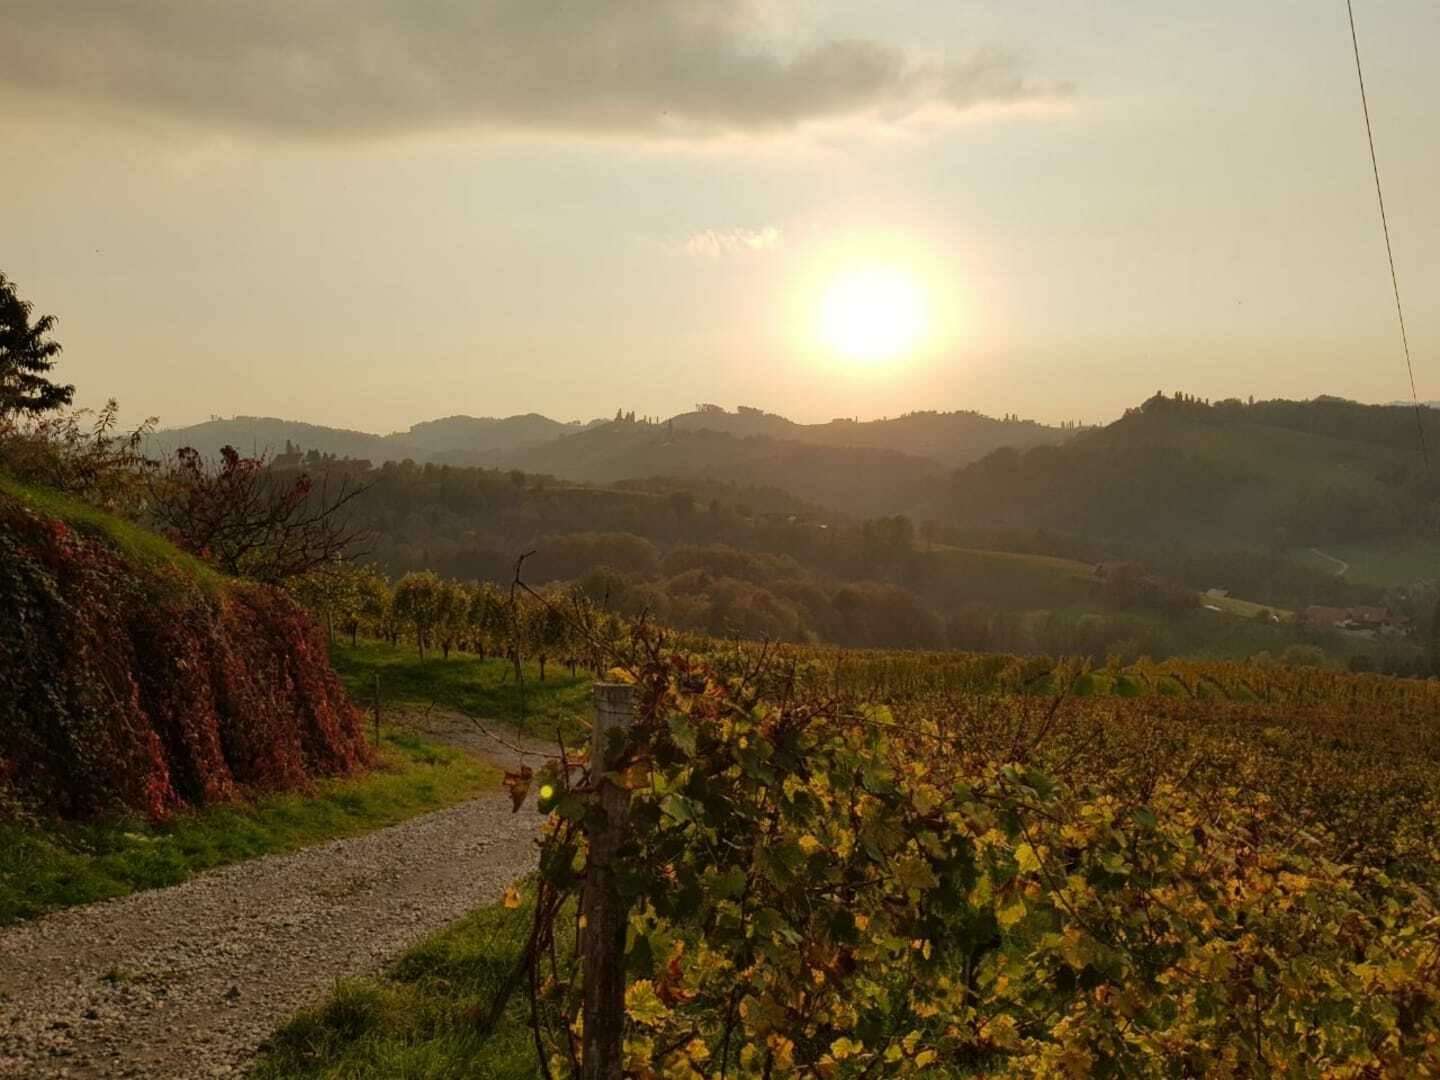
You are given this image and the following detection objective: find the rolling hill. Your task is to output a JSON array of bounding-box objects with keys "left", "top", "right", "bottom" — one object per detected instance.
[
  {"left": 150, "top": 405, "right": 1072, "bottom": 516},
  {"left": 948, "top": 393, "right": 1438, "bottom": 561},
  {"left": 670, "top": 405, "right": 1073, "bottom": 466},
  {"left": 147, "top": 416, "right": 413, "bottom": 464},
  {"left": 148, "top": 413, "right": 600, "bottom": 466},
  {"left": 508, "top": 419, "right": 947, "bottom": 517}
]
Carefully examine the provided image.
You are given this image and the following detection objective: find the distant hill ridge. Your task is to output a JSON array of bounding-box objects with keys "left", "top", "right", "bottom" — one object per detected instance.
[
  {"left": 153, "top": 404, "right": 1070, "bottom": 463},
  {"left": 146, "top": 412, "right": 601, "bottom": 466},
  {"left": 948, "top": 391, "right": 1440, "bottom": 559},
  {"left": 150, "top": 404, "right": 1076, "bottom": 515}
]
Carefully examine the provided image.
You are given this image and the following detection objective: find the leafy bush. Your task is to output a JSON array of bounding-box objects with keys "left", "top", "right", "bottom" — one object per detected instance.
[
  {"left": 0, "top": 399, "right": 154, "bottom": 516},
  {"left": 512, "top": 646, "right": 1440, "bottom": 1076},
  {"left": 0, "top": 489, "right": 369, "bottom": 820}
]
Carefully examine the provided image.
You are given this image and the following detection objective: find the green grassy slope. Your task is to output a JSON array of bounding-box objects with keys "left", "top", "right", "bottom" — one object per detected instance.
[
  {"left": 922, "top": 544, "right": 1292, "bottom": 621},
  {"left": 330, "top": 640, "right": 593, "bottom": 743},
  {"left": 0, "top": 472, "right": 225, "bottom": 592},
  {"left": 1316, "top": 539, "right": 1440, "bottom": 587}
]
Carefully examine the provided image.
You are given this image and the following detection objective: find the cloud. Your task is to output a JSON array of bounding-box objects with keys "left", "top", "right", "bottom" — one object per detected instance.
[
  {"left": 683, "top": 227, "right": 783, "bottom": 258},
  {"left": 0, "top": 1, "right": 1066, "bottom": 140}
]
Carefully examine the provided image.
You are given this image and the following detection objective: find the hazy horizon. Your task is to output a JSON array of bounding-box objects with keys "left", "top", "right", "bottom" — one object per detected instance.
[
  {"left": 5, "top": 1, "right": 1436, "bottom": 433},
  {"left": 154, "top": 390, "right": 1435, "bottom": 440}
]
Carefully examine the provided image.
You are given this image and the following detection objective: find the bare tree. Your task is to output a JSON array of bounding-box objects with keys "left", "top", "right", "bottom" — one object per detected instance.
[{"left": 150, "top": 445, "right": 369, "bottom": 583}]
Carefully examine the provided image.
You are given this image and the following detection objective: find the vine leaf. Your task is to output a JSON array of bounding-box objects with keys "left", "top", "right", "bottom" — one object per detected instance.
[{"left": 503, "top": 765, "right": 533, "bottom": 812}]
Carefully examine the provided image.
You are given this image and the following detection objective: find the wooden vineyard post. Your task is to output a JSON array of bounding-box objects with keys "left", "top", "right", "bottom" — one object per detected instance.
[
  {"left": 373, "top": 673, "right": 382, "bottom": 747},
  {"left": 581, "top": 682, "right": 634, "bottom": 1080}
]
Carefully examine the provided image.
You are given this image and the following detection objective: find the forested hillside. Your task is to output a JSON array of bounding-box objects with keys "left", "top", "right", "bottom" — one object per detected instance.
[
  {"left": 306, "top": 456, "right": 1397, "bottom": 667},
  {"left": 148, "top": 393, "right": 1440, "bottom": 670},
  {"left": 148, "top": 413, "right": 600, "bottom": 466},
  {"left": 154, "top": 405, "right": 1072, "bottom": 516},
  {"left": 949, "top": 393, "right": 1440, "bottom": 594},
  {"left": 508, "top": 417, "right": 947, "bottom": 517},
  {"left": 668, "top": 404, "right": 1074, "bottom": 465},
  {"left": 148, "top": 416, "right": 415, "bottom": 464},
  {"left": 951, "top": 393, "right": 1439, "bottom": 548}
]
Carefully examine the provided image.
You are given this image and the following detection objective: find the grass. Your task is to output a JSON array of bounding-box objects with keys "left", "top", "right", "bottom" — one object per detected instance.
[
  {"left": 0, "top": 471, "right": 227, "bottom": 594},
  {"left": 925, "top": 544, "right": 1291, "bottom": 623},
  {"left": 1204, "top": 593, "right": 1294, "bottom": 622},
  {"left": 1321, "top": 539, "right": 1440, "bottom": 587},
  {"left": 331, "top": 639, "right": 593, "bottom": 744},
  {"left": 0, "top": 731, "right": 498, "bottom": 927},
  {"left": 253, "top": 884, "right": 546, "bottom": 1079},
  {"left": 931, "top": 545, "right": 1097, "bottom": 581}
]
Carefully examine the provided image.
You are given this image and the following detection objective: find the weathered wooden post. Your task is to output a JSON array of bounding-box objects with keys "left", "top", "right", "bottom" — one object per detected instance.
[
  {"left": 373, "top": 673, "right": 381, "bottom": 747},
  {"left": 581, "top": 682, "right": 634, "bottom": 1080}
]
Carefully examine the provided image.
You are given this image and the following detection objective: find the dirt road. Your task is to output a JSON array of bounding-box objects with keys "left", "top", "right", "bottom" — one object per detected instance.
[{"left": 0, "top": 714, "right": 558, "bottom": 1078}]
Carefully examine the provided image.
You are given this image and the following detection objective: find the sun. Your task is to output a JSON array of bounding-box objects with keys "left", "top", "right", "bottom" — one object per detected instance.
[{"left": 816, "top": 265, "right": 929, "bottom": 362}]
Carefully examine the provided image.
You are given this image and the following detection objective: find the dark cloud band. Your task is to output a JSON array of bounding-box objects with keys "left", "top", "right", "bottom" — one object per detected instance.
[{"left": 0, "top": 0, "right": 1064, "bottom": 138}]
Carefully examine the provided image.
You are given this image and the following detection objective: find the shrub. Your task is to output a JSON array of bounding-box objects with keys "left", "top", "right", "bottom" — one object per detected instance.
[{"left": 0, "top": 491, "right": 369, "bottom": 820}]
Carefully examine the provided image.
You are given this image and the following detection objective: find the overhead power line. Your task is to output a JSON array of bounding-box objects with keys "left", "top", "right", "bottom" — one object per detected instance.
[{"left": 1344, "top": 0, "right": 1429, "bottom": 471}]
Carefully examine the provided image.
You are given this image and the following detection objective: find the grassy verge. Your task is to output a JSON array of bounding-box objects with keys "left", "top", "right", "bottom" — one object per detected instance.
[
  {"left": 253, "top": 886, "right": 544, "bottom": 1079},
  {"left": 331, "top": 639, "right": 593, "bottom": 743},
  {"left": 0, "top": 471, "right": 227, "bottom": 594},
  {"left": 0, "top": 731, "right": 498, "bottom": 927}
]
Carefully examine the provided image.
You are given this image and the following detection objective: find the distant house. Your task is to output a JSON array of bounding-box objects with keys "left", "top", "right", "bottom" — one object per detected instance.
[
  {"left": 1300, "top": 605, "right": 1409, "bottom": 637},
  {"left": 1205, "top": 587, "right": 1230, "bottom": 599},
  {"left": 271, "top": 450, "right": 303, "bottom": 470},
  {"left": 1299, "top": 606, "right": 1348, "bottom": 628},
  {"left": 1347, "top": 606, "right": 1392, "bottom": 627}
]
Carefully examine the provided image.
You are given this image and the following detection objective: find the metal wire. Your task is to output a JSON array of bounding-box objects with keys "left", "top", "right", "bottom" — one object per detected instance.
[{"left": 1345, "top": 0, "right": 1429, "bottom": 471}]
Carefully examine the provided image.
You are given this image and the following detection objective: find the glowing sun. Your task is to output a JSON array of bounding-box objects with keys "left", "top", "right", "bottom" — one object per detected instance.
[{"left": 816, "top": 266, "right": 929, "bottom": 362}]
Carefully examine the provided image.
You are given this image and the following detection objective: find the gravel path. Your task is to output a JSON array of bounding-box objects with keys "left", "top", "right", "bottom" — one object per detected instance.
[{"left": 0, "top": 713, "right": 565, "bottom": 1079}]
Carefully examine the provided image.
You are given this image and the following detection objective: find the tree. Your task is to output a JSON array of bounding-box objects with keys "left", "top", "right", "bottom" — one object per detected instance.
[
  {"left": 150, "top": 446, "right": 369, "bottom": 583},
  {"left": 0, "top": 272, "right": 73, "bottom": 419}
]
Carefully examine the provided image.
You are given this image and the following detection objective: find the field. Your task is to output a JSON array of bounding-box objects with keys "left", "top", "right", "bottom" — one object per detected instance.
[
  {"left": 257, "top": 629, "right": 1440, "bottom": 1078},
  {"left": 920, "top": 546, "right": 1098, "bottom": 610},
  {"left": 1318, "top": 539, "right": 1440, "bottom": 587},
  {"left": 929, "top": 544, "right": 1295, "bottom": 625}
]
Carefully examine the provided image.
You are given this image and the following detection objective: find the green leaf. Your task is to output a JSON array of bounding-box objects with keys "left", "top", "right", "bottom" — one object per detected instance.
[
  {"left": 894, "top": 855, "right": 939, "bottom": 892},
  {"left": 708, "top": 865, "right": 748, "bottom": 901}
]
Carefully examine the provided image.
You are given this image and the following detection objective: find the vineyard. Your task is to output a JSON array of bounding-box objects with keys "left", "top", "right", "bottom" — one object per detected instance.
[
  {"left": 297, "top": 560, "right": 1440, "bottom": 710},
  {"left": 282, "top": 570, "right": 1440, "bottom": 1077}
]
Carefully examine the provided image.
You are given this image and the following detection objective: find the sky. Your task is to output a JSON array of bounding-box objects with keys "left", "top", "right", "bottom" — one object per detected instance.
[{"left": 2, "top": 1, "right": 1437, "bottom": 433}]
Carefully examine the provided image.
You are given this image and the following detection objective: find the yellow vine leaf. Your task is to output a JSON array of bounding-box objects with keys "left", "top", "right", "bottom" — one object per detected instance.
[
  {"left": 625, "top": 980, "right": 671, "bottom": 1027},
  {"left": 997, "top": 897, "right": 1027, "bottom": 930},
  {"left": 1015, "top": 842, "right": 1042, "bottom": 874}
]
